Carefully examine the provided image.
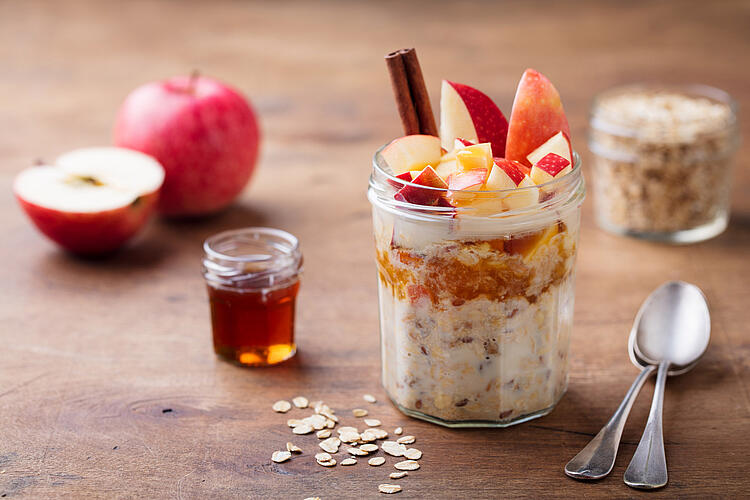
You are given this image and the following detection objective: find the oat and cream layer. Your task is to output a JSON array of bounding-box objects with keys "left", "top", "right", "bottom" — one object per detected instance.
[{"left": 374, "top": 211, "right": 579, "bottom": 423}]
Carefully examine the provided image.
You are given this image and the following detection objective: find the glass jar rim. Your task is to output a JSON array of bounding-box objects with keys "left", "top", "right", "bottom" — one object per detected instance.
[
  {"left": 369, "top": 145, "right": 585, "bottom": 222},
  {"left": 372, "top": 144, "right": 582, "bottom": 195},
  {"left": 203, "top": 227, "right": 302, "bottom": 288}
]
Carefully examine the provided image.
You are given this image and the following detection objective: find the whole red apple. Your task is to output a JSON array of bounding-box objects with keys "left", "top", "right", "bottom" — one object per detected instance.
[{"left": 114, "top": 74, "right": 260, "bottom": 216}]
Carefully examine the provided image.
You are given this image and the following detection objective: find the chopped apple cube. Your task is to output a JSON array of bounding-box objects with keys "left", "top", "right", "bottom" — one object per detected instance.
[
  {"left": 485, "top": 158, "right": 539, "bottom": 210},
  {"left": 394, "top": 165, "right": 448, "bottom": 206},
  {"left": 447, "top": 168, "right": 488, "bottom": 191},
  {"left": 530, "top": 153, "right": 572, "bottom": 185},
  {"left": 455, "top": 143, "right": 493, "bottom": 171},
  {"left": 381, "top": 134, "right": 442, "bottom": 175},
  {"left": 527, "top": 131, "right": 572, "bottom": 167}
]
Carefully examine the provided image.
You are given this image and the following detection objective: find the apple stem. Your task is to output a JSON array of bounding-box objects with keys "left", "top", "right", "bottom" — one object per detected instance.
[{"left": 189, "top": 69, "right": 200, "bottom": 91}]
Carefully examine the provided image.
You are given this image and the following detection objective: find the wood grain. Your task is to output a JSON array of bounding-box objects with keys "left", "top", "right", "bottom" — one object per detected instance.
[{"left": 0, "top": 0, "right": 749, "bottom": 498}]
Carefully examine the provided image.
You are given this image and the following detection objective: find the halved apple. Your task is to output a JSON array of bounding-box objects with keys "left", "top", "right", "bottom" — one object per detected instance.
[
  {"left": 505, "top": 69, "right": 571, "bottom": 167},
  {"left": 527, "top": 131, "right": 572, "bottom": 167},
  {"left": 440, "top": 80, "right": 509, "bottom": 157},
  {"left": 529, "top": 152, "right": 572, "bottom": 185},
  {"left": 394, "top": 165, "right": 448, "bottom": 206},
  {"left": 14, "top": 147, "right": 165, "bottom": 255},
  {"left": 381, "top": 134, "right": 442, "bottom": 175}
]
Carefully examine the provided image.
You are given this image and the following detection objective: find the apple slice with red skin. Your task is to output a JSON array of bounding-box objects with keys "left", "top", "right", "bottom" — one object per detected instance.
[
  {"left": 440, "top": 80, "right": 509, "bottom": 157},
  {"left": 380, "top": 134, "right": 442, "bottom": 175},
  {"left": 487, "top": 158, "right": 539, "bottom": 209},
  {"left": 505, "top": 69, "right": 570, "bottom": 167},
  {"left": 530, "top": 152, "right": 572, "bottom": 185},
  {"left": 394, "top": 165, "right": 448, "bottom": 206},
  {"left": 13, "top": 147, "right": 165, "bottom": 255}
]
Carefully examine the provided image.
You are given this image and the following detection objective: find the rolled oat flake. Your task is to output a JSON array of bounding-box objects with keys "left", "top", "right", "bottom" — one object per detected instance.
[{"left": 378, "top": 484, "right": 402, "bottom": 494}]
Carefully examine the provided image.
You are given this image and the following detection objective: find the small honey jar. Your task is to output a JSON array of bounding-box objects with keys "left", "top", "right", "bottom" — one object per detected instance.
[{"left": 202, "top": 228, "right": 302, "bottom": 366}]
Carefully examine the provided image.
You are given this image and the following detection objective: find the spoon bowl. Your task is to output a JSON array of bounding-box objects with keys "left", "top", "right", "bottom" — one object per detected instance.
[{"left": 630, "top": 281, "right": 710, "bottom": 368}]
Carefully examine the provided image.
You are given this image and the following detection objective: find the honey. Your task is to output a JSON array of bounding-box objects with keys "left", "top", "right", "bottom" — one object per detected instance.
[
  {"left": 208, "top": 281, "right": 300, "bottom": 365},
  {"left": 202, "top": 228, "right": 302, "bottom": 367}
]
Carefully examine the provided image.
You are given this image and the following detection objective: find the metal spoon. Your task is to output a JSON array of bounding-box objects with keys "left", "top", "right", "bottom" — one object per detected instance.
[
  {"left": 623, "top": 281, "right": 710, "bottom": 489},
  {"left": 564, "top": 281, "right": 709, "bottom": 482}
]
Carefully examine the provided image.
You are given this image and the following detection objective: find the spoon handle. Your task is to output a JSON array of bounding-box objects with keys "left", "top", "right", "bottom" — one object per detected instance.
[
  {"left": 564, "top": 364, "right": 656, "bottom": 480},
  {"left": 624, "top": 360, "right": 670, "bottom": 489}
]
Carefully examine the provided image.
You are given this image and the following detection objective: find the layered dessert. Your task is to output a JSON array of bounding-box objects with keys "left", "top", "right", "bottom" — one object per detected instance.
[
  {"left": 370, "top": 51, "right": 583, "bottom": 426},
  {"left": 590, "top": 86, "right": 738, "bottom": 239}
]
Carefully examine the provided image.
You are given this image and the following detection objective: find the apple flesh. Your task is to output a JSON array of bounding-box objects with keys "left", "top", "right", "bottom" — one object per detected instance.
[
  {"left": 394, "top": 166, "right": 449, "bottom": 206},
  {"left": 440, "top": 80, "right": 509, "bottom": 157},
  {"left": 505, "top": 69, "right": 570, "bottom": 167},
  {"left": 455, "top": 143, "right": 493, "bottom": 171},
  {"left": 486, "top": 158, "right": 538, "bottom": 210},
  {"left": 14, "top": 147, "right": 165, "bottom": 255},
  {"left": 380, "top": 134, "right": 442, "bottom": 175},
  {"left": 530, "top": 152, "right": 572, "bottom": 185},
  {"left": 527, "top": 131, "right": 572, "bottom": 167},
  {"left": 114, "top": 74, "right": 260, "bottom": 217}
]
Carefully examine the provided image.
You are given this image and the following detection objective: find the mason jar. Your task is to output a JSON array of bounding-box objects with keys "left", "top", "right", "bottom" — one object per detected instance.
[
  {"left": 367, "top": 149, "right": 585, "bottom": 427},
  {"left": 590, "top": 84, "right": 739, "bottom": 243}
]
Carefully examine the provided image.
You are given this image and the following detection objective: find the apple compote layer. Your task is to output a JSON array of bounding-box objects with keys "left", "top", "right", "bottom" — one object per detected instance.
[{"left": 375, "top": 213, "right": 579, "bottom": 424}]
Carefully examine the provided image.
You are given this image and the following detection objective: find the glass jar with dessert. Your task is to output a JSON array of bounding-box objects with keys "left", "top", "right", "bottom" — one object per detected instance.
[
  {"left": 590, "top": 84, "right": 739, "bottom": 243},
  {"left": 371, "top": 50, "right": 585, "bottom": 427}
]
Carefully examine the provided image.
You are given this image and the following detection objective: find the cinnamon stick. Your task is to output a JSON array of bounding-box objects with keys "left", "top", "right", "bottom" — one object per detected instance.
[
  {"left": 385, "top": 50, "right": 420, "bottom": 135},
  {"left": 385, "top": 48, "right": 437, "bottom": 137},
  {"left": 400, "top": 48, "right": 438, "bottom": 137}
]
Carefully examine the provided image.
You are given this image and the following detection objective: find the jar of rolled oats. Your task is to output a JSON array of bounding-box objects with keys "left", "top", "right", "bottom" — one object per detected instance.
[
  {"left": 590, "top": 84, "right": 739, "bottom": 243},
  {"left": 367, "top": 148, "right": 585, "bottom": 427}
]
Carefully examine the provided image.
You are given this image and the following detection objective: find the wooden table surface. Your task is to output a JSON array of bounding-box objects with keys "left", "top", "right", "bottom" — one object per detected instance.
[{"left": 1, "top": 1, "right": 748, "bottom": 498}]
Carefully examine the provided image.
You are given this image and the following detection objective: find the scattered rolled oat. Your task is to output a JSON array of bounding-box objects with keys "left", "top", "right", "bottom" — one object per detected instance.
[
  {"left": 304, "top": 497, "right": 321, "bottom": 500},
  {"left": 404, "top": 448, "right": 422, "bottom": 460},
  {"left": 364, "top": 418, "right": 381, "bottom": 427},
  {"left": 272, "top": 400, "right": 291, "bottom": 413},
  {"left": 317, "top": 458, "right": 336, "bottom": 467},
  {"left": 287, "top": 419, "right": 305, "bottom": 427},
  {"left": 368, "top": 428, "right": 388, "bottom": 440},
  {"left": 368, "top": 456, "right": 386, "bottom": 466},
  {"left": 339, "top": 430, "right": 361, "bottom": 443},
  {"left": 271, "top": 450, "right": 291, "bottom": 463},
  {"left": 347, "top": 447, "right": 368, "bottom": 456},
  {"left": 396, "top": 436, "right": 415, "bottom": 445},
  {"left": 306, "top": 414, "right": 328, "bottom": 430},
  {"left": 315, "top": 452, "right": 332, "bottom": 461},
  {"left": 341, "top": 458, "right": 357, "bottom": 466},
  {"left": 378, "top": 484, "right": 402, "bottom": 494},
  {"left": 360, "top": 443, "right": 379, "bottom": 453},
  {"left": 394, "top": 460, "right": 420, "bottom": 471},
  {"left": 352, "top": 409, "right": 368, "bottom": 417},
  {"left": 337, "top": 426, "right": 358, "bottom": 434},
  {"left": 292, "top": 423, "right": 314, "bottom": 435},
  {"left": 319, "top": 437, "right": 341, "bottom": 454},
  {"left": 325, "top": 419, "right": 336, "bottom": 429},
  {"left": 382, "top": 441, "right": 406, "bottom": 457},
  {"left": 394, "top": 427, "right": 403, "bottom": 435},
  {"left": 286, "top": 442, "right": 302, "bottom": 453},
  {"left": 363, "top": 394, "right": 377, "bottom": 403},
  {"left": 316, "top": 429, "right": 331, "bottom": 439},
  {"left": 292, "top": 396, "right": 309, "bottom": 408},
  {"left": 389, "top": 471, "right": 408, "bottom": 479},
  {"left": 359, "top": 431, "right": 376, "bottom": 443}
]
